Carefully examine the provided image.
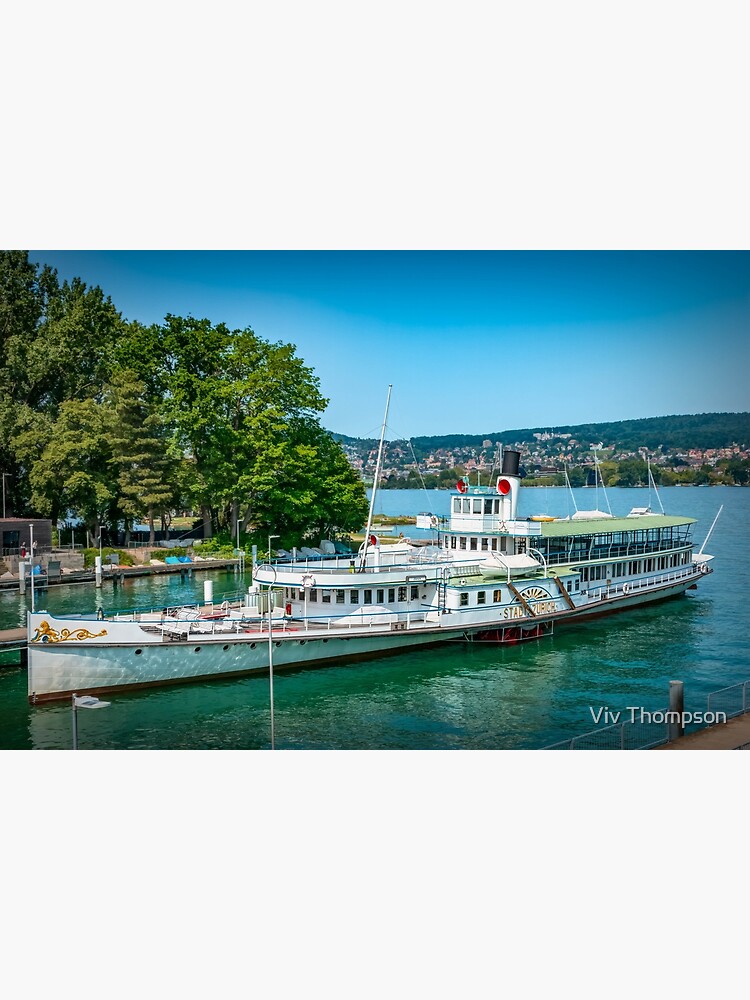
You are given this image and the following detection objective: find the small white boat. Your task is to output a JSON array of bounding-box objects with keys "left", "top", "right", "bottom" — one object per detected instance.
[{"left": 478, "top": 552, "right": 546, "bottom": 579}]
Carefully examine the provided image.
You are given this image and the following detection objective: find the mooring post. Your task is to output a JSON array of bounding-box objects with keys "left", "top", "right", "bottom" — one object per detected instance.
[{"left": 668, "top": 680, "right": 684, "bottom": 742}]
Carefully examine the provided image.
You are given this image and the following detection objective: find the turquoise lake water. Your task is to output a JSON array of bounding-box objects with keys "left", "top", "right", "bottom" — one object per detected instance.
[{"left": 0, "top": 486, "right": 746, "bottom": 750}]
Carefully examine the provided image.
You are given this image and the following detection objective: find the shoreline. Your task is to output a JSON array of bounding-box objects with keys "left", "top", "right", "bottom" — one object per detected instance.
[{"left": 0, "top": 558, "right": 241, "bottom": 594}]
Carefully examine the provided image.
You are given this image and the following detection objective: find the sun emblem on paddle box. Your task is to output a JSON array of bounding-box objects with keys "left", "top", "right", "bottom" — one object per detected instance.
[{"left": 522, "top": 587, "right": 551, "bottom": 602}]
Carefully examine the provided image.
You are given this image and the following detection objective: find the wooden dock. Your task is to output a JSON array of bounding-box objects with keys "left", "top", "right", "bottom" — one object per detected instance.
[
  {"left": 654, "top": 713, "right": 750, "bottom": 750},
  {"left": 0, "top": 627, "right": 26, "bottom": 649},
  {"left": 0, "top": 558, "right": 241, "bottom": 592}
]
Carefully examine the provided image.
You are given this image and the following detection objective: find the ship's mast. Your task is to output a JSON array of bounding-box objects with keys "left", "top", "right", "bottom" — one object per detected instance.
[{"left": 360, "top": 384, "right": 392, "bottom": 571}]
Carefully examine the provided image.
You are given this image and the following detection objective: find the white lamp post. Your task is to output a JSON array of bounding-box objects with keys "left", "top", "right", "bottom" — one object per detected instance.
[
  {"left": 29, "top": 523, "right": 35, "bottom": 613},
  {"left": 71, "top": 693, "right": 111, "bottom": 749},
  {"left": 267, "top": 534, "right": 279, "bottom": 750}
]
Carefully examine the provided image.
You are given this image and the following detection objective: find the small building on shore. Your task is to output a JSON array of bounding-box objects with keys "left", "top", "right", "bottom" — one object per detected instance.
[{"left": 0, "top": 519, "right": 53, "bottom": 556}]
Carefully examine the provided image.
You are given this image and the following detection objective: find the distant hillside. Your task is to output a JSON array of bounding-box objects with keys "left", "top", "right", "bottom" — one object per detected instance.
[{"left": 332, "top": 412, "right": 750, "bottom": 455}]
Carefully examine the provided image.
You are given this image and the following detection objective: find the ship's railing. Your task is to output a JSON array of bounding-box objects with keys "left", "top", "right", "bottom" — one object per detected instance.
[
  {"left": 108, "top": 587, "right": 253, "bottom": 622},
  {"left": 545, "top": 540, "right": 692, "bottom": 567},
  {"left": 152, "top": 608, "right": 438, "bottom": 640},
  {"left": 585, "top": 564, "right": 700, "bottom": 601},
  {"left": 261, "top": 553, "right": 477, "bottom": 576},
  {"left": 707, "top": 681, "right": 750, "bottom": 720}
]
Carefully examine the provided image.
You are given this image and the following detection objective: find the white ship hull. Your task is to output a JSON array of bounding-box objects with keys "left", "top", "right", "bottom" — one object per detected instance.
[{"left": 26, "top": 566, "right": 703, "bottom": 702}]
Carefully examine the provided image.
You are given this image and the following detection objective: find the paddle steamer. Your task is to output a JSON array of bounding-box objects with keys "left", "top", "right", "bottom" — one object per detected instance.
[{"left": 26, "top": 448, "right": 714, "bottom": 703}]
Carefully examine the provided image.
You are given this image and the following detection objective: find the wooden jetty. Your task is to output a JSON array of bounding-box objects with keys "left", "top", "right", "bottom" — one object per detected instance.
[
  {"left": 0, "top": 557, "right": 241, "bottom": 593},
  {"left": 654, "top": 713, "right": 750, "bottom": 750}
]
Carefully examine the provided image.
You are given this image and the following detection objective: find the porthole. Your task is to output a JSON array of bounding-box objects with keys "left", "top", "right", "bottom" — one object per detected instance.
[
  {"left": 135, "top": 649, "right": 142, "bottom": 655},
  {"left": 223, "top": 645, "right": 229, "bottom": 651},
  {"left": 250, "top": 643, "right": 256, "bottom": 649},
  {"left": 194, "top": 647, "right": 201, "bottom": 653}
]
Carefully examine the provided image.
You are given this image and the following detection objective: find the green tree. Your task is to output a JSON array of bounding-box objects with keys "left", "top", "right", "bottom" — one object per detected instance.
[
  {"left": 105, "top": 371, "right": 179, "bottom": 545},
  {"left": 29, "top": 398, "right": 115, "bottom": 542},
  {"left": 116, "top": 314, "right": 362, "bottom": 542},
  {"left": 0, "top": 251, "right": 122, "bottom": 515}
]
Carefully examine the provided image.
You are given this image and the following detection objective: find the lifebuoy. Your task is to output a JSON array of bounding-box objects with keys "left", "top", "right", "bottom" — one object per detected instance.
[
  {"left": 285, "top": 602, "right": 292, "bottom": 615},
  {"left": 700, "top": 563, "right": 709, "bottom": 575},
  {"left": 456, "top": 479, "right": 468, "bottom": 493},
  {"left": 301, "top": 573, "right": 315, "bottom": 588},
  {"left": 622, "top": 583, "right": 629, "bottom": 594}
]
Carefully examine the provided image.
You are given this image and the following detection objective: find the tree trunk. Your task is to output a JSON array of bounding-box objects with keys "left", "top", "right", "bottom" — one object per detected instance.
[
  {"left": 201, "top": 505, "right": 213, "bottom": 539},
  {"left": 241, "top": 503, "right": 253, "bottom": 532},
  {"left": 148, "top": 509, "right": 155, "bottom": 547},
  {"left": 231, "top": 500, "right": 239, "bottom": 548}
]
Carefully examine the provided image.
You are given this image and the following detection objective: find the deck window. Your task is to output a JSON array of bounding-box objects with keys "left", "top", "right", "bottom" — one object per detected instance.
[
  {"left": 462, "top": 498, "right": 471, "bottom": 513},
  {"left": 459, "top": 537, "right": 467, "bottom": 550},
  {"left": 459, "top": 593, "right": 469, "bottom": 607},
  {"left": 364, "top": 590, "right": 372, "bottom": 605},
  {"left": 493, "top": 589, "right": 502, "bottom": 602},
  {"left": 453, "top": 498, "right": 461, "bottom": 513},
  {"left": 310, "top": 589, "right": 318, "bottom": 602},
  {"left": 491, "top": 538, "right": 497, "bottom": 551},
  {"left": 410, "top": 585, "right": 419, "bottom": 600},
  {"left": 388, "top": 588, "right": 395, "bottom": 603},
  {"left": 494, "top": 499, "right": 501, "bottom": 514},
  {"left": 322, "top": 591, "right": 331, "bottom": 603},
  {"left": 450, "top": 536, "right": 457, "bottom": 549},
  {"left": 336, "top": 589, "right": 345, "bottom": 604},
  {"left": 484, "top": 499, "right": 494, "bottom": 514},
  {"left": 350, "top": 590, "right": 359, "bottom": 604},
  {"left": 470, "top": 538, "right": 478, "bottom": 551},
  {"left": 477, "top": 591, "right": 486, "bottom": 605},
  {"left": 377, "top": 589, "right": 384, "bottom": 603},
  {"left": 481, "top": 538, "right": 488, "bottom": 551},
  {"left": 398, "top": 586, "right": 407, "bottom": 601},
  {"left": 473, "top": 499, "right": 482, "bottom": 514}
]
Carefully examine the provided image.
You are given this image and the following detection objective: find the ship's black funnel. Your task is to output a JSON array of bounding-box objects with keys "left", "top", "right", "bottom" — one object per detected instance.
[{"left": 501, "top": 449, "right": 520, "bottom": 476}]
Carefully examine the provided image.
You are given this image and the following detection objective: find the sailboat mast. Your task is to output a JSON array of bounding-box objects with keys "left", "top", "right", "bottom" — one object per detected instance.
[
  {"left": 360, "top": 384, "right": 392, "bottom": 570},
  {"left": 565, "top": 464, "right": 579, "bottom": 513}
]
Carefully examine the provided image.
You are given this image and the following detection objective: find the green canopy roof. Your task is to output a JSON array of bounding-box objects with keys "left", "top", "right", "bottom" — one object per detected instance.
[{"left": 539, "top": 514, "right": 696, "bottom": 537}]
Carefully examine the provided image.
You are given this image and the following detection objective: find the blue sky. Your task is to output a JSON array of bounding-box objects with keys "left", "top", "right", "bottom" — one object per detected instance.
[{"left": 29, "top": 251, "right": 749, "bottom": 439}]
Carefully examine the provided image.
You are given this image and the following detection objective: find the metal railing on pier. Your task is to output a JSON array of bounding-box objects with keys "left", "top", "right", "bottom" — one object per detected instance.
[
  {"left": 542, "top": 676, "right": 750, "bottom": 750},
  {"left": 707, "top": 681, "right": 750, "bottom": 720},
  {"left": 542, "top": 717, "right": 670, "bottom": 751}
]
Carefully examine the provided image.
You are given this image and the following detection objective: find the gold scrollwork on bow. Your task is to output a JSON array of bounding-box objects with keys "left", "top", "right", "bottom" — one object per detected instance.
[{"left": 30, "top": 620, "right": 108, "bottom": 644}]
